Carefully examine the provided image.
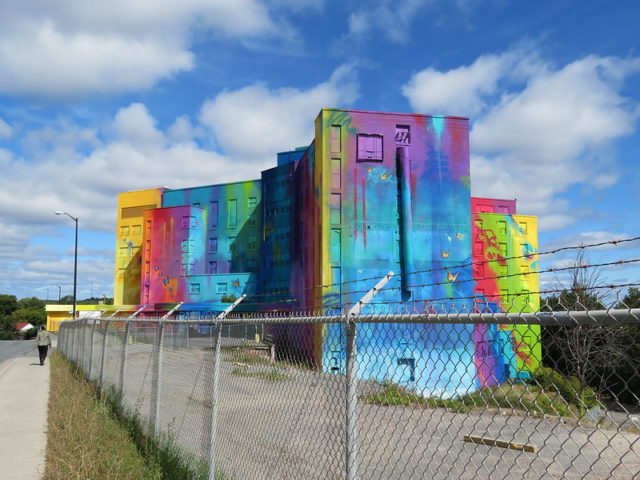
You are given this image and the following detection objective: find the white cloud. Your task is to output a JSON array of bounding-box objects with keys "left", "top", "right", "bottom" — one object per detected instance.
[
  {"left": 344, "top": 0, "right": 428, "bottom": 44},
  {"left": 199, "top": 64, "right": 359, "bottom": 161},
  {"left": 0, "top": 0, "right": 294, "bottom": 98},
  {"left": 0, "top": 118, "right": 12, "bottom": 139},
  {"left": 403, "top": 51, "right": 640, "bottom": 228},
  {"left": 402, "top": 53, "right": 518, "bottom": 116}
]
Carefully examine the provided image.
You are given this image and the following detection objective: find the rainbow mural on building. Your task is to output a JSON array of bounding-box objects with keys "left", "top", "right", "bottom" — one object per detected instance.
[{"left": 112, "top": 108, "right": 540, "bottom": 396}]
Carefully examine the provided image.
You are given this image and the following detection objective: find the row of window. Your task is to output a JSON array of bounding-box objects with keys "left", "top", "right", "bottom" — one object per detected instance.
[
  {"left": 189, "top": 282, "right": 228, "bottom": 295},
  {"left": 208, "top": 197, "right": 258, "bottom": 230},
  {"left": 119, "top": 225, "right": 142, "bottom": 237},
  {"left": 474, "top": 219, "right": 530, "bottom": 235},
  {"left": 208, "top": 236, "right": 259, "bottom": 253}
]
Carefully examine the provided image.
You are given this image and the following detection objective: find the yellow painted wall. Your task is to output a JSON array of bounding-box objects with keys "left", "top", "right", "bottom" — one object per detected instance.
[
  {"left": 113, "top": 188, "right": 165, "bottom": 305},
  {"left": 45, "top": 304, "right": 137, "bottom": 332}
]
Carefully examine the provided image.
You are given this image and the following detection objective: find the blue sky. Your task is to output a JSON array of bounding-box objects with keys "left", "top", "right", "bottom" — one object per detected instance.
[{"left": 0, "top": 0, "right": 638, "bottom": 302}]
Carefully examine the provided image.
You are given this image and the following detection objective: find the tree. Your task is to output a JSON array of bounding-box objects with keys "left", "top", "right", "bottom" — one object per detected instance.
[
  {"left": 0, "top": 294, "right": 17, "bottom": 316},
  {"left": 11, "top": 308, "right": 46, "bottom": 327},
  {"left": 59, "top": 295, "right": 74, "bottom": 304},
  {"left": 618, "top": 287, "right": 640, "bottom": 309},
  {"left": 541, "top": 250, "right": 629, "bottom": 406},
  {"left": 17, "top": 296, "right": 45, "bottom": 310}
]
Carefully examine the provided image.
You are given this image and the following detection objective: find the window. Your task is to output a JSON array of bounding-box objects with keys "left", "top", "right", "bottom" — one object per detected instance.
[
  {"left": 189, "top": 283, "right": 201, "bottom": 294},
  {"left": 248, "top": 197, "right": 257, "bottom": 209},
  {"left": 131, "top": 225, "right": 142, "bottom": 235},
  {"left": 330, "top": 193, "right": 341, "bottom": 225},
  {"left": 248, "top": 234, "right": 258, "bottom": 251},
  {"left": 228, "top": 199, "right": 237, "bottom": 228},
  {"left": 357, "top": 133, "right": 383, "bottom": 161},
  {"left": 216, "top": 283, "right": 227, "bottom": 294},
  {"left": 208, "top": 261, "right": 217, "bottom": 274},
  {"left": 395, "top": 125, "right": 410, "bottom": 145},
  {"left": 330, "top": 125, "right": 341, "bottom": 153},
  {"left": 518, "top": 221, "right": 528, "bottom": 234},
  {"left": 119, "top": 226, "right": 130, "bottom": 237},
  {"left": 210, "top": 201, "right": 218, "bottom": 229},
  {"left": 209, "top": 237, "right": 218, "bottom": 252},
  {"left": 331, "top": 158, "right": 341, "bottom": 190}
]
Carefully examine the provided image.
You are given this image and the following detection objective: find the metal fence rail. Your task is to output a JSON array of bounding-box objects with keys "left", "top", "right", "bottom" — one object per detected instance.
[{"left": 57, "top": 305, "right": 640, "bottom": 479}]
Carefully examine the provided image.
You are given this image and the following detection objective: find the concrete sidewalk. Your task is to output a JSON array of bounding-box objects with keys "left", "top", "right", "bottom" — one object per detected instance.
[{"left": 0, "top": 340, "right": 52, "bottom": 480}]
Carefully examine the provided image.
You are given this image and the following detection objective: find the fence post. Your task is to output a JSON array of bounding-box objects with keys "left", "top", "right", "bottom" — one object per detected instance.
[
  {"left": 88, "top": 320, "right": 96, "bottom": 379},
  {"left": 149, "top": 303, "right": 182, "bottom": 437},
  {"left": 345, "top": 272, "right": 394, "bottom": 480},
  {"left": 71, "top": 321, "right": 76, "bottom": 362},
  {"left": 120, "top": 319, "right": 131, "bottom": 402},
  {"left": 99, "top": 320, "right": 110, "bottom": 388},
  {"left": 345, "top": 319, "right": 358, "bottom": 480},
  {"left": 81, "top": 318, "right": 88, "bottom": 371},
  {"left": 150, "top": 321, "right": 165, "bottom": 437},
  {"left": 208, "top": 294, "right": 246, "bottom": 480}
]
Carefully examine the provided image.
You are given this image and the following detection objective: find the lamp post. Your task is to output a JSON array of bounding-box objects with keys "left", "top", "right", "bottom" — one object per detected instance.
[
  {"left": 55, "top": 211, "right": 78, "bottom": 319},
  {"left": 55, "top": 284, "right": 61, "bottom": 302}
]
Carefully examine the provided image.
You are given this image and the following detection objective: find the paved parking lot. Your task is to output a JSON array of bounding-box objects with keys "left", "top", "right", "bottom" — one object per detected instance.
[{"left": 88, "top": 332, "right": 640, "bottom": 479}]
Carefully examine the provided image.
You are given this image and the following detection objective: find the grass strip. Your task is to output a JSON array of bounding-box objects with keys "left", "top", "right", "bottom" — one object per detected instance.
[
  {"left": 45, "top": 352, "right": 215, "bottom": 480},
  {"left": 363, "top": 381, "right": 592, "bottom": 418},
  {"left": 231, "top": 366, "right": 289, "bottom": 381},
  {"left": 45, "top": 351, "right": 162, "bottom": 480}
]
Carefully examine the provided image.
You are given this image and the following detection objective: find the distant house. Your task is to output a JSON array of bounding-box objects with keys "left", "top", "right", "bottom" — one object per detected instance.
[{"left": 14, "top": 322, "right": 35, "bottom": 332}]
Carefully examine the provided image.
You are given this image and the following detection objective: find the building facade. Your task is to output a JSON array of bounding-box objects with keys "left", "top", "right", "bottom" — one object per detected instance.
[{"left": 112, "top": 108, "right": 540, "bottom": 395}]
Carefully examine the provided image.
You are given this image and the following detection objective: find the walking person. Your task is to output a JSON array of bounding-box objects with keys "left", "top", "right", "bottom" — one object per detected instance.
[{"left": 36, "top": 325, "right": 52, "bottom": 366}]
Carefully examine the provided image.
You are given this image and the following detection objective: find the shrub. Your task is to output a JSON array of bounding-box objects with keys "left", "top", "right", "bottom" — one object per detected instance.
[
  {"left": 531, "top": 366, "right": 598, "bottom": 409},
  {"left": 22, "top": 328, "right": 38, "bottom": 340}
]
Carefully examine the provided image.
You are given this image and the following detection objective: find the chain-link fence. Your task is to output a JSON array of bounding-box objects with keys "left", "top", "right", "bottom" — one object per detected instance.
[{"left": 57, "top": 299, "right": 640, "bottom": 479}]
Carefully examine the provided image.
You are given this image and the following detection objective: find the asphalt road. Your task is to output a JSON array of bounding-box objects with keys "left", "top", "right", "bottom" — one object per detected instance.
[{"left": 0, "top": 340, "right": 38, "bottom": 366}]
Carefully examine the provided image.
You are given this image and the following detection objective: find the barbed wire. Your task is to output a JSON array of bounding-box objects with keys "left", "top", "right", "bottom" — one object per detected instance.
[
  {"left": 310, "top": 257, "right": 640, "bottom": 301},
  {"left": 244, "top": 235, "right": 640, "bottom": 302}
]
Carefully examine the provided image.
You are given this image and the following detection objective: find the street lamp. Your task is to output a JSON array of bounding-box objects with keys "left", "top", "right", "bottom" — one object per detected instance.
[
  {"left": 55, "top": 284, "right": 61, "bottom": 302},
  {"left": 55, "top": 211, "right": 78, "bottom": 319}
]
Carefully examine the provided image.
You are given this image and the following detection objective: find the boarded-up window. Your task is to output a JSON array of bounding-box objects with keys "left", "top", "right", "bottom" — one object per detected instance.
[
  {"left": 331, "top": 158, "right": 341, "bottom": 190},
  {"left": 330, "top": 125, "right": 341, "bottom": 153},
  {"left": 210, "top": 201, "right": 218, "bottom": 229},
  {"left": 395, "top": 125, "right": 410, "bottom": 145},
  {"left": 330, "top": 228, "right": 341, "bottom": 261},
  {"left": 357, "top": 134, "right": 383, "bottom": 161},
  {"left": 330, "top": 193, "right": 341, "bottom": 225},
  {"left": 228, "top": 199, "right": 237, "bottom": 228},
  {"left": 121, "top": 205, "right": 156, "bottom": 219},
  {"left": 518, "top": 221, "right": 528, "bottom": 234}
]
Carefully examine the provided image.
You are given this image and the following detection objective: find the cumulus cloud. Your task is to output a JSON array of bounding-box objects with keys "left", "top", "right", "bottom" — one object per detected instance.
[
  {"left": 199, "top": 64, "right": 359, "bottom": 161},
  {"left": 0, "top": 0, "right": 296, "bottom": 98},
  {"left": 402, "top": 51, "right": 640, "bottom": 230},
  {"left": 0, "top": 118, "right": 12, "bottom": 139},
  {"left": 343, "top": 0, "right": 428, "bottom": 44},
  {"left": 402, "top": 52, "right": 521, "bottom": 116}
]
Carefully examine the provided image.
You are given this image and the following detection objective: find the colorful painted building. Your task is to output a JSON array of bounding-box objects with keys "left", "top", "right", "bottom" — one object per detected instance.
[
  {"left": 114, "top": 188, "right": 165, "bottom": 305},
  {"left": 110, "top": 108, "right": 539, "bottom": 396}
]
